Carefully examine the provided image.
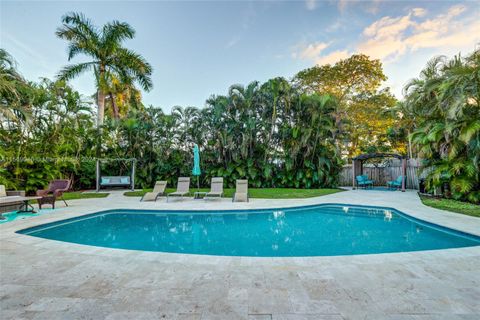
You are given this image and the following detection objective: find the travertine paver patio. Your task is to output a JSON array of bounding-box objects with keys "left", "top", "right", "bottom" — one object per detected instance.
[{"left": 1, "top": 189, "right": 479, "bottom": 320}]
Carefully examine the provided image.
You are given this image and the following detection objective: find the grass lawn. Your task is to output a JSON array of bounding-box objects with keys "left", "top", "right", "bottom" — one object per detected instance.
[
  {"left": 29, "top": 191, "right": 109, "bottom": 204},
  {"left": 62, "top": 191, "right": 109, "bottom": 200},
  {"left": 420, "top": 196, "right": 480, "bottom": 218},
  {"left": 124, "top": 188, "right": 343, "bottom": 199}
]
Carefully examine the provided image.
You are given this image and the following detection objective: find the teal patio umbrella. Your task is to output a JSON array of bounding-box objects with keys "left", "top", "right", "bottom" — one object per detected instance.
[{"left": 192, "top": 144, "right": 201, "bottom": 192}]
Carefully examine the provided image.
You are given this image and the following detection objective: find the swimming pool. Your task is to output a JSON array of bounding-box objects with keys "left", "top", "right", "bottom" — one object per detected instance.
[{"left": 17, "top": 204, "right": 480, "bottom": 257}]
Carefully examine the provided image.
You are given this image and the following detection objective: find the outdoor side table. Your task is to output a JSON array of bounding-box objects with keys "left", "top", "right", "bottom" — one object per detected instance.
[
  {"left": 194, "top": 192, "right": 207, "bottom": 199},
  {"left": 18, "top": 196, "right": 42, "bottom": 213}
]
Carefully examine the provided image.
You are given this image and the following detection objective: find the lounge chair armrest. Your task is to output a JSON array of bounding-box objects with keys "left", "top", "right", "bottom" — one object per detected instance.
[
  {"left": 53, "top": 189, "right": 68, "bottom": 197},
  {"left": 36, "top": 189, "right": 49, "bottom": 197},
  {"left": 7, "top": 190, "right": 25, "bottom": 197}
]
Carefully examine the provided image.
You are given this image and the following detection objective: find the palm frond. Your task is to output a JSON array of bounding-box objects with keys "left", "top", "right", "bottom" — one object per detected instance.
[
  {"left": 102, "top": 20, "right": 135, "bottom": 47},
  {"left": 57, "top": 62, "right": 95, "bottom": 82},
  {"left": 111, "top": 48, "right": 153, "bottom": 91},
  {"left": 56, "top": 12, "right": 100, "bottom": 60},
  {"left": 459, "top": 120, "right": 480, "bottom": 144},
  {"left": 57, "top": 12, "right": 99, "bottom": 42}
]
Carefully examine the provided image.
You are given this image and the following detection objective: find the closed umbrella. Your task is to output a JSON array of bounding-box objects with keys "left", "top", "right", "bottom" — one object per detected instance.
[{"left": 192, "top": 144, "right": 201, "bottom": 192}]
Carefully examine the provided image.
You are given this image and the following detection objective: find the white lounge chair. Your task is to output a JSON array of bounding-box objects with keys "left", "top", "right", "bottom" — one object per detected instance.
[
  {"left": 141, "top": 181, "right": 167, "bottom": 202},
  {"left": 0, "top": 185, "right": 25, "bottom": 217},
  {"left": 205, "top": 177, "right": 223, "bottom": 200},
  {"left": 167, "top": 177, "right": 190, "bottom": 202},
  {"left": 233, "top": 179, "right": 249, "bottom": 202}
]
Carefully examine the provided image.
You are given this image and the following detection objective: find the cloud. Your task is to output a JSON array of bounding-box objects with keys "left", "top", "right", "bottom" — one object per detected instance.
[
  {"left": 2, "top": 31, "right": 46, "bottom": 64},
  {"left": 411, "top": 8, "right": 427, "bottom": 17},
  {"left": 293, "top": 42, "right": 350, "bottom": 65},
  {"left": 357, "top": 4, "right": 477, "bottom": 62},
  {"left": 225, "top": 2, "right": 258, "bottom": 49},
  {"left": 293, "top": 5, "right": 480, "bottom": 66},
  {"left": 226, "top": 36, "right": 240, "bottom": 49},
  {"left": 337, "top": 0, "right": 349, "bottom": 13},
  {"left": 314, "top": 50, "right": 351, "bottom": 65},
  {"left": 0, "top": 30, "right": 56, "bottom": 74},
  {"left": 326, "top": 19, "right": 343, "bottom": 33},
  {"left": 305, "top": 0, "right": 317, "bottom": 11},
  {"left": 337, "top": 0, "right": 383, "bottom": 15},
  {"left": 365, "top": 0, "right": 383, "bottom": 15},
  {"left": 242, "top": 1, "right": 257, "bottom": 30},
  {"left": 297, "top": 42, "right": 330, "bottom": 60}
]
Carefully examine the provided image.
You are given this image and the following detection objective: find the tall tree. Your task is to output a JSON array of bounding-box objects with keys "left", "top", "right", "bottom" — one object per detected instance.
[
  {"left": 294, "top": 54, "right": 395, "bottom": 157},
  {"left": 405, "top": 49, "right": 480, "bottom": 203},
  {"left": 56, "top": 12, "right": 153, "bottom": 127},
  {"left": 0, "top": 49, "right": 30, "bottom": 122}
]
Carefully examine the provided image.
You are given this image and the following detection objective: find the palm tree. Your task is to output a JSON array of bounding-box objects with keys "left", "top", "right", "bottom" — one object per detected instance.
[
  {"left": 56, "top": 12, "right": 153, "bottom": 127},
  {"left": 171, "top": 106, "right": 200, "bottom": 148},
  {"left": 0, "top": 49, "right": 22, "bottom": 97},
  {"left": 0, "top": 49, "right": 30, "bottom": 122},
  {"left": 406, "top": 49, "right": 480, "bottom": 203},
  {"left": 227, "top": 82, "right": 261, "bottom": 160}
]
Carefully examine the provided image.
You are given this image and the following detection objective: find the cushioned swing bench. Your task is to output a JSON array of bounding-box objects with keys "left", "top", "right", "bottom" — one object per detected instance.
[
  {"left": 99, "top": 176, "right": 132, "bottom": 189},
  {"left": 96, "top": 159, "right": 136, "bottom": 192}
]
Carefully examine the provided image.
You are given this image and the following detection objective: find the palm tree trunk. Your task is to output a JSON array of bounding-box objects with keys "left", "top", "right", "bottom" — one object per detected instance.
[
  {"left": 97, "top": 90, "right": 105, "bottom": 127},
  {"left": 109, "top": 92, "right": 119, "bottom": 119},
  {"left": 264, "top": 97, "right": 277, "bottom": 163},
  {"left": 407, "top": 129, "right": 413, "bottom": 159},
  {"left": 95, "top": 89, "right": 105, "bottom": 158}
]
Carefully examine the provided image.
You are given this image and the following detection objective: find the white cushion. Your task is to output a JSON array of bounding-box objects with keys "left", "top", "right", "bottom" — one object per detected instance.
[
  {"left": 0, "top": 185, "right": 6, "bottom": 198},
  {"left": 0, "top": 196, "right": 22, "bottom": 203}
]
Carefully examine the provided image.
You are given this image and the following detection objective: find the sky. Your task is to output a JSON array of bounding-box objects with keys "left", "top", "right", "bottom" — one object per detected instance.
[{"left": 1, "top": 0, "right": 479, "bottom": 112}]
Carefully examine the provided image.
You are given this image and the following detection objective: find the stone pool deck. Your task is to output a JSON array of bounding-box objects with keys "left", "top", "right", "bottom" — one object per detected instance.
[{"left": 1, "top": 189, "right": 479, "bottom": 319}]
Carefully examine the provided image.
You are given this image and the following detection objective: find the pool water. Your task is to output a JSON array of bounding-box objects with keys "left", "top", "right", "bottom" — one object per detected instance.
[
  {"left": 17, "top": 204, "right": 480, "bottom": 257},
  {"left": 0, "top": 209, "right": 54, "bottom": 224}
]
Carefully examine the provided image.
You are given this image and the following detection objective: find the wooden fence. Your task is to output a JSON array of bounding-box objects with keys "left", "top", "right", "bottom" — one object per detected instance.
[{"left": 339, "top": 159, "right": 422, "bottom": 189}]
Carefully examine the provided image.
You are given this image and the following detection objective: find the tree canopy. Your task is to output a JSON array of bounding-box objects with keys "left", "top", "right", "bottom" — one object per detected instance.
[
  {"left": 402, "top": 49, "right": 480, "bottom": 203},
  {"left": 294, "top": 54, "right": 402, "bottom": 157},
  {"left": 56, "top": 12, "right": 152, "bottom": 126}
]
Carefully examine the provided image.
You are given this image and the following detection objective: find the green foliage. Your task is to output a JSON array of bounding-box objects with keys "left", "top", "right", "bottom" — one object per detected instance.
[
  {"left": 103, "top": 78, "right": 344, "bottom": 189},
  {"left": 0, "top": 49, "right": 31, "bottom": 122},
  {"left": 405, "top": 49, "right": 480, "bottom": 203},
  {"left": 1, "top": 78, "right": 98, "bottom": 193},
  {"left": 197, "top": 79, "right": 343, "bottom": 188},
  {"left": 294, "top": 54, "right": 402, "bottom": 157},
  {"left": 1, "top": 60, "right": 343, "bottom": 192},
  {"left": 56, "top": 12, "right": 153, "bottom": 124}
]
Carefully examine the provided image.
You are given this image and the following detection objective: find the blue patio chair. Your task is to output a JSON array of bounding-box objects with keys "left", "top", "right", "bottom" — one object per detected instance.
[
  {"left": 356, "top": 175, "right": 374, "bottom": 189},
  {"left": 387, "top": 175, "right": 404, "bottom": 190}
]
